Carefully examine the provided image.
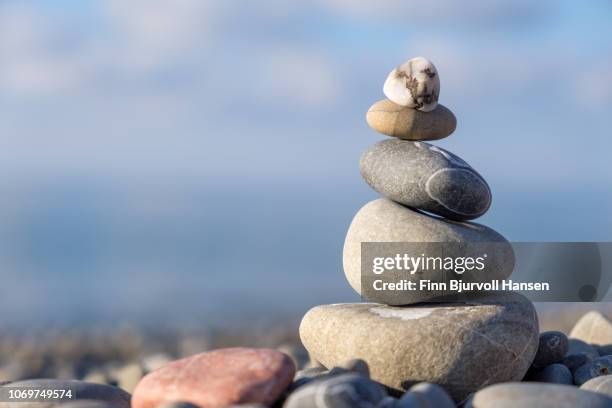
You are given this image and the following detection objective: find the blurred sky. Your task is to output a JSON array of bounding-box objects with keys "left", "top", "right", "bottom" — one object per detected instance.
[{"left": 0, "top": 1, "right": 611, "bottom": 327}]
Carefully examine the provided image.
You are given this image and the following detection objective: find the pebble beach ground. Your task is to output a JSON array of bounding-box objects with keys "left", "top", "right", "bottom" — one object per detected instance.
[{"left": 1, "top": 306, "right": 612, "bottom": 408}]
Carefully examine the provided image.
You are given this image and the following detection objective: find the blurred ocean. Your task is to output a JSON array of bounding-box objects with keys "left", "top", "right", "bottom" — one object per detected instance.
[
  {"left": 1, "top": 1, "right": 611, "bottom": 328},
  {"left": 0, "top": 177, "right": 610, "bottom": 328}
]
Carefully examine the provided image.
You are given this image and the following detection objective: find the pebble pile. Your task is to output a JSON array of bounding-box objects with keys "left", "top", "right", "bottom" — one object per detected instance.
[{"left": 1, "top": 58, "right": 612, "bottom": 408}]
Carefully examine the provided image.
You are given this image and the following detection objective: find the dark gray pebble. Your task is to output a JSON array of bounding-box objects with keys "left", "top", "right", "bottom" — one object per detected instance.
[
  {"left": 575, "top": 356, "right": 612, "bottom": 385},
  {"left": 283, "top": 373, "right": 387, "bottom": 408},
  {"left": 532, "top": 331, "right": 568, "bottom": 368},
  {"left": 526, "top": 364, "right": 573, "bottom": 384}
]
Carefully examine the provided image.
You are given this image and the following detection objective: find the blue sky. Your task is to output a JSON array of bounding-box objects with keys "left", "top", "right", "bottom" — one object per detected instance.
[{"left": 0, "top": 1, "right": 611, "bottom": 326}]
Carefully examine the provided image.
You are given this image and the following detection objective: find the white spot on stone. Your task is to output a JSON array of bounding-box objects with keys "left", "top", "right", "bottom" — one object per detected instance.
[{"left": 369, "top": 307, "right": 434, "bottom": 320}]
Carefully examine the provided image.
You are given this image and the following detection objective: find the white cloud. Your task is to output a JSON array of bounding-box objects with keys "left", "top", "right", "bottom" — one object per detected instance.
[
  {"left": 573, "top": 62, "right": 612, "bottom": 109},
  {"left": 0, "top": 4, "right": 88, "bottom": 94},
  {"left": 102, "top": 0, "right": 221, "bottom": 72},
  {"left": 249, "top": 48, "right": 341, "bottom": 108},
  {"left": 320, "top": 0, "right": 552, "bottom": 25}
]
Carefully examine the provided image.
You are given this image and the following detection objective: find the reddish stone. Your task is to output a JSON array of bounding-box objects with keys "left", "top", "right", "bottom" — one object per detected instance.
[{"left": 132, "top": 348, "right": 295, "bottom": 408}]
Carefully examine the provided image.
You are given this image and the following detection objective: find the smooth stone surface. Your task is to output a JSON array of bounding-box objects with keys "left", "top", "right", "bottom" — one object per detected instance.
[
  {"left": 360, "top": 140, "right": 491, "bottom": 221},
  {"left": 571, "top": 311, "right": 612, "bottom": 345},
  {"left": 599, "top": 345, "right": 612, "bottom": 356},
  {"left": 300, "top": 293, "right": 538, "bottom": 402},
  {"left": 396, "top": 383, "right": 454, "bottom": 407},
  {"left": 343, "top": 198, "right": 513, "bottom": 301},
  {"left": 383, "top": 57, "right": 440, "bottom": 112},
  {"left": 562, "top": 352, "right": 596, "bottom": 374},
  {"left": 466, "top": 382, "right": 612, "bottom": 408},
  {"left": 568, "top": 339, "right": 600, "bottom": 360},
  {"left": 575, "top": 356, "right": 612, "bottom": 385},
  {"left": 283, "top": 373, "right": 387, "bottom": 408},
  {"left": 132, "top": 348, "right": 295, "bottom": 408},
  {"left": 526, "top": 364, "right": 573, "bottom": 384},
  {"left": 366, "top": 99, "right": 456, "bottom": 141},
  {"left": 0, "top": 380, "right": 131, "bottom": 408},
  {"left": 533, "top": 331, "right": 569, "bottom": 368},
  {"left": 581, "top": 375, "right": 612, "bottom": 398}
]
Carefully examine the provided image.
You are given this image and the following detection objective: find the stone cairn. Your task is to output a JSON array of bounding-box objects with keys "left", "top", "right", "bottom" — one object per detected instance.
[{"left": 6, "top": 58, "right": 612, "bottom": 408}]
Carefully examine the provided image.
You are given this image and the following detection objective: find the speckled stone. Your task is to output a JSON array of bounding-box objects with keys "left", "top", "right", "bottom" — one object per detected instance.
[
  {"left": 0, "top": 380, "right": 131, "bottom": 408},
  {"left": 581, "top": 375, "right": 612, "bottom": 398},
  {"left": 366, "top": 99, "right": 456, "bottom": 141},
  {"left": 570, "top": 311, "right": 612, "bottom": 346},
  {"left": 466, "top": 382, "right": 612, "bottom": 408},
  {"left": 396, "top": 383, "right": 455, "bottom": 407},
  {"left": 132, "top": 348, "right": 295, "bottom": 408},
  {"left": 283, "top": 373, "right": 387, "bottom": 408},
  {"left": 383, "top": 57, "right": 440, "bottom": 112},
  {"left": 525, "top": 364, "right": 573, "bottom": 384},
  {"left": 360, "top": 140, "right": 491, "bottom": 220},
  {"left": 575, "top": 356, "right": 612, "bottom": 385},
  {"left": 532, "top": 331, "right": 568, "bottom": 368},
  {"left": 343, "top": 198, "right": 513, "bottom": 302},
  {"left": 299, "top": 293, "right": 538, "bottom": 402}
]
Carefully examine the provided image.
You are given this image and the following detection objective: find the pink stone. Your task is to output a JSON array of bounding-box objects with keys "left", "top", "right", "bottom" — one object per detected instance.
[{"left": 132, "top": 348, "right": 295, "bottom": 408}]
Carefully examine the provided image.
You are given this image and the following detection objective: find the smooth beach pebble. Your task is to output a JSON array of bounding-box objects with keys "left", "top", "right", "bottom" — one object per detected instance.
[
  {"left": 132, "top": 348, "right": 295, "bottom": 408},
  {"left": 466, "top": 382, "right": 612, "bottom": 408},
  {"left": 570, "top": 311, "right": 612, "bottom": 345},
  {"left": 574, "top": 356, "right": 612, "bottom": 385},
  {"left": 396, "top": 383, "right": 454, "bottom": 408},
  {"left": 299, "top": 293, "right": 538, "bottom": 402},
  {"left": 532, "top": 331, "right": 569, "bottom": 368},
  {"left": 366, "top": 99, "right": 456, "bottom": 140},
  {"left": 525, "top": 364, "right": 573, "bottom": 384},
  {"left": 581, "top": 375, "right": 612, "bottom": 398},
  {"left": 343, "top": 198, "right": 513, "bottom": 303},
  {"left": 567, "top": 339, "right": 600, "bottom": 360},
  {"left": 360, "top": 140, "right": 491, "bottom": 220},
  {"left": 562, "top": 352, "right": 596, "bottom": 374},
  {"left": 283, "top": 373, "right": 387, "bottom": 408},
  {"left": 383, "top": 57, "right": 440, "bottom": 112},
  {"left": 0, "top": 380, "right": 131, "bottom": 408}
]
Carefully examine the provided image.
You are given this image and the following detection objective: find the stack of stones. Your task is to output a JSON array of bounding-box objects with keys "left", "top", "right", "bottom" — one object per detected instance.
[{"left": 298, "top": 57, "right": 542, "bottom": 405}]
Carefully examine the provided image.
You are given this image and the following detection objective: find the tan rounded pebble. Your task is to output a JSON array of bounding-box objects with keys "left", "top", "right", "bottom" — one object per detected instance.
[
  {"left": 570, "top": 311, "right": 612, "bottom": 346},
  {"left": 366, "top": 99, "right": 456, "bottom": 141}
]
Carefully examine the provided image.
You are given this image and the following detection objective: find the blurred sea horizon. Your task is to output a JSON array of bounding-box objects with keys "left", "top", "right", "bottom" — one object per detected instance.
[{"left": 1, "top": 1, "right": 611, "bottom": 328}]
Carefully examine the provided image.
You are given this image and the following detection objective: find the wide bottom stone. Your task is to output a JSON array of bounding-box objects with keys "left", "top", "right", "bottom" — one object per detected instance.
[{"left": 299, "top": 292, "right": 538, "bottom": 402}]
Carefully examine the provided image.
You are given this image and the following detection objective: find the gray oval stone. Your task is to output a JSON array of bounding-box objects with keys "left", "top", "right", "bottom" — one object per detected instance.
[
  {"left": 366, "top": 99, "right": 456, "bottom": 141},
  {"left": 299, "top": 293, "right": 538, "bottom": 402},
  {"left": 343, "top": 198, "right": 514, "bottom": 302},
  {"left": 0, "top": 380, "right": 131, "bottom": 408},
  {"left": 283, "top": 373, "right": 387, "bottom": 408},
  {"left": 532, "top": 331, "right": 569, "bottom": 368},
  {"left": 525, "top": 364, "right": 573, "bottom": 384},
  {"left": 360, "top": 139, "right": 491, "bottom": 220},
  {"left": 575, "top": 356, "right": 612, "bottom": 385},
  {"left": 581, "top": 375, "right": 612, "bottom": 398},
  {"left": 396, "top": 383, "right": 454, "bottom": 407},
  {"left": 466, "top": 382, "right": 612, "bottom": 408}
]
